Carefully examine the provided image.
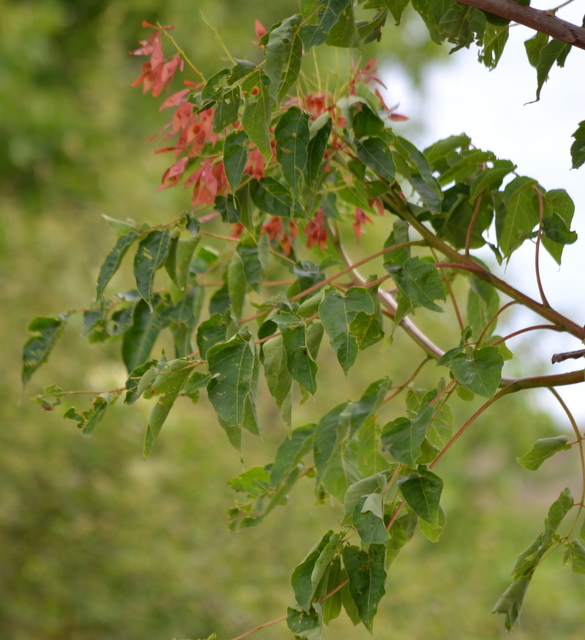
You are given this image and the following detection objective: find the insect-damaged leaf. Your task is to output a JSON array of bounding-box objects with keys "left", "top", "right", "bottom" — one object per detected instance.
[
  {"left": 133, "top": 229, "right": 171, "bottom": 309},
  {"left": 300, "top": 0, "right": 352, "bottom": 51},
  {"left": 96, "top": 230, "right": 139, "bottom": 300},
  {"left": 242, "top": 71, "right": 272, "bottom": 161},
  {"left": 22, "top": 315, "right": 67, "bottom": 385},
  {"left": 342, "top": 543, "right": 386, "bottom": 632},
  {"left": 275, "top": 106, "right": 310, "bottom": 196},
  {"left": 265, "top": 14, "right": 303, "bottom": 103}
]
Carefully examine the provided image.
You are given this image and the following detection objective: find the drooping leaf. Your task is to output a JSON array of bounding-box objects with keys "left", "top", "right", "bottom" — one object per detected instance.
[
  {"left": 493, "top": 576, "right": 531, "bottom": 631},
  {"left": 418, "top": 504, "right": 447, "bottom": 542},
  {"left": 467, "top": 277, "right": 500, "bottom": 339},
  {"left": 349, "top": 377, "right": 392, "bottom": 438},
  {"left": 571, "top": 120, "right": 585, "bottom": 169},
  {"left": 479, "top": 20, "right": 509, "bottom": 69},
  {"left": 449, "top": 346, "right": 503, "bottom": 397},
  {"left": 271, "top": 423, "right": 315, "bottom": 486},
  {"left": 352, "top": 494, "right": 388, "bottom": 544},
  {"left": 262, "top": 334, "right": 293, "bottom": 426},
  {"left": 517, "top": 435, "right": 571, "bottom": 471},
  {"left": 206, "top": 333, "right": 256, "bottom": 428},
  {"left": 325, "top": 2, "right": 360, "bottom": 47},
  {"left": 212, "top": 86, "right": 240, "bottom": 133},
  {"left": 133, "top": 229, "right": 172, "bottom": 309},
  {"left": 291, "top": 530, "right": 334, "bottom": 611},
  {"left": 354, "top": 136, "right": 396, "bottom": 182},
  {"left": 250, "top": 177, "right": 293, "bottom": 217},
  {"left": 273, "top": 313, "right": 319, "bottom": 394},
  {"left": 265, "top": 14, "right": 303, "bottom": 103},
  {"left": 96, "top": 230, "right": 139, "bottom": 300},
  {"left": 227, "top": 251, "right": 246, "bottom": 319},
  {"left": 385, "top": 257, "right": 445, "bottom": 313},
  {"left": 541, "top": 188, "right": 577, "bottom": 264},
  {"left": 242, "top": 71, "right": 272, "bottom": 161},
  {"left": 300, "top": 0, "right": 352, "bottom": 51},
  {"left": 342, "top": 544, "right": 386, "bottom": 632},
  {"left": 196, "top": 313, "right": 228, "bottom": 359},
  {"left": 384, "top": 0, "right": 410, "bottom": 25},
  {"left": 122, "top": 299, "right": 162, "bottom": 373},
  {"left": 224, "top": 130, "right": 249, "bottom": 192},
  {"left": 286, "top": 606, "right": 322, "bottom": 640},
  {"left": 566, "top": 539, "right": 585, "bottom": 574},
  {"left": 381, "top": 404, "right": 433, "bottom": 468},
  {"left": 319, "top": 287, "right": 377, "bottom": 371},
  {"left": 397, "top": 466, "right": 443, "bottom": 525},
  {"left": 22, "top": 315, "right": 67, "bottom": 385},
  {"left": 275, "top": 106, "right": 310, "bottom": 197},
  {"left": 144, "top": 360, "right": 192, "bottom": 457},
  {"left": 306, "top": 117, "right": 332, "bottom": 187},
  {"left": 313, "top": 402, "right": 350, "bottom": 488}
]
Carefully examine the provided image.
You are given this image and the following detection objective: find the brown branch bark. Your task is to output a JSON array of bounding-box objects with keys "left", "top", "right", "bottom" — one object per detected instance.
[{"left": 455, "top": 0, "right": 585, "bottom": 50}]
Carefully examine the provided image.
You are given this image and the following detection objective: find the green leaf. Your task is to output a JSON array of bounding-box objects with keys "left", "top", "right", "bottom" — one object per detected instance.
[
  {"left": 212, "top": 86, "right": 240, "bottom": 133},
  {"left": 418, "top": 504, "right": 447, "bottom": 542},
  {"left": 385, "top": 257, "right": 445, "bottom": 313},
  {"left": 242, "top": 71, "right": 272, "bottom": 161},
  {"left": 306, "top": 117, "right": 332, "bottom": 187},
  {"left": 262, "top": 335, "right": 293, "bottom": 426},
  {"left": 343, "top": 472, "right": 391, "bottom": 523},
  {"left": 479, "top": 20, "right": 509, "bottom": 69},
  {"left": 493, "top": 576, "right": 531, "bottom": 631},
  {"left": 342, "top": 544, "right": 386, "bottom": 632},
  {"left": 250, "top": 177, "right": 293, "bottom": 217},
  {"left": 566, "top": 539, "right": 585, "bottom": 574},
  {"left": 314, "top": 402, "right": 350, "bottom": 488},
  {"left": 286, "top": 606, "right": 322, "bottom": 640},
  {"left": 397, "top": 466, "right": 443, "bottom": 525},
  {"left": 64, "top": 392, "right": 111, "bottom": 438},
  {"left": 265, "top": 15, "right": 303, "bottom": 103},
  {"left": 571, "top": 120, "right": 585, "bottom": 169},
  {"left": 300, "top": 0, "right": 352, "bottom": 51},
  {"left": 133, "top": 230, "right": 172, "bottom": 309},
  {"left": 122, "top": 300, "right": 162, "bottom": 373},
  {"left": 517, "top": 435, "right": 571, "bottom": 471},
  {"left": 275, "top": 106, "right": 310, "bottom": 196},
  {"left": 381, "top": 404, "right": 433, "bottom": 468},
  {"left": 525, "top": 36, "right": 572, "bottom": 102},
  {"left": 224, "top": 131, "right": 249, "bottom": 192},
  {"left": 438, "top": 4, "right": 480, "bottom": 51},
  {"left": 196, "top": 313, "right": 228, "bottom": 360},
  {"left": 354, "top": 137, "right": 396, "bottom": 182},
  {"left": 22, "top": 315, "right": 67, "bottom": 385},
  {"left": 449, "top": 346, "right": 503, "bottom": 397},
  {"left": 411, "top": 0, "right": 452, "bottom": 44},
  {"left": 270, "top": 424, "right": 315, "bottom": 486},
  {"left": 349, "top": 377, "right": 392, "bottom": 438},
  {"left": 325, "top": 2, "right": 360, "bottom": 47},
  {"left": 291, "top": 530, "right": 334, "bottom": 610},
  {"left": 96, "top": 231, "right": 139, "bottom": 300},
  {"left": 227, "top": 251, "right": 246, "bottom": 319},
  {"left": 206, "top": 333, "right": 256, "bottom": 428},
  {"left": 215, "top": 194, "right": 241, "bottom": 224},
  {"left": 144, "top": 361, "right": 192, "bottom": 457},
  {"left": 352, "top": 494, "right": 388, "bottom": 544},
  {"left": 273, "top": 314, "right": 319, "bottom": 394},
  {"left": 319, "top": 287, "right": 376, "bottom": 371},
  {"left": 384, "top": 0, "right": 410, "bottom": 24},
  {"left": 467, "top": 277, "right": 500, "bottom": 339},
  {"left": 469, "top": 159, "right": 515, "bottom": 201}
]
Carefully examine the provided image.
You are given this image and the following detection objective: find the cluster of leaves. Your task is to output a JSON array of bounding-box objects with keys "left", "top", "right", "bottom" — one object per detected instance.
[{"left": 22, "top": 1, "right": 585, "bottom": 638}]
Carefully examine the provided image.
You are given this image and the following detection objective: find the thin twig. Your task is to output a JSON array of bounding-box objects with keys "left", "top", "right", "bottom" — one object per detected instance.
[{"left": 533, "top": 186, "right": 551, "bottom": 308}]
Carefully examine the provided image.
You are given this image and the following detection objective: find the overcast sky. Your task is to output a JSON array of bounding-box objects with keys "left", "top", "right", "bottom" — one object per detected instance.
[{"left": 383, "top": 2, "right": 585, "bottom": 421}]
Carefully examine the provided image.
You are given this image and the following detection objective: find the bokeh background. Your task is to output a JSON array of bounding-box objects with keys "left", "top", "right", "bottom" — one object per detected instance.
[{"left": 2, "top": 1, "right": 584, "bottom": 639}]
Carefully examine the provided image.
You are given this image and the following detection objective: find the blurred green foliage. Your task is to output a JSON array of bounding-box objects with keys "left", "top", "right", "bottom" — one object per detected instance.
[{"left": 2, "top": 1, "right": 584, "bottom": 639}]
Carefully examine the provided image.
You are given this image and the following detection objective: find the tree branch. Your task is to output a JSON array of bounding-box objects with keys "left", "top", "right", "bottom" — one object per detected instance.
[{"left": 455, "top": 0, "right": 585, "bottom": 50}]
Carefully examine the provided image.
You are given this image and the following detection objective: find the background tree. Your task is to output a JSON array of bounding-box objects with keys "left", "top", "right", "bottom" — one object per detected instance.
[{"left": 5, "top": 1, "right": 585, "bottom": 639}]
